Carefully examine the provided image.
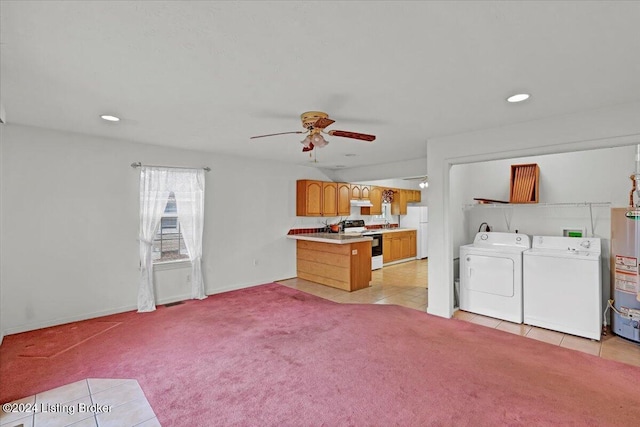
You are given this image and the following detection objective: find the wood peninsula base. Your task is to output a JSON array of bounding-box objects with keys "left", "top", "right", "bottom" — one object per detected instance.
[{"left": 296, "top": 239, "right": 372, "bottom": 292}]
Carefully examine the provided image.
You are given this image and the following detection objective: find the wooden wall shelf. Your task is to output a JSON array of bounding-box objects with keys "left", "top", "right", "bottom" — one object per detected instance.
[{"left": 510, "top": 163, "right": 540, "bottom": 203}]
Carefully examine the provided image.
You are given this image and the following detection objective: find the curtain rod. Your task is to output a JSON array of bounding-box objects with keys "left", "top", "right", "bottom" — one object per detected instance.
[{"left": 131, "top": 162, "right": 211, "bottom": 172}]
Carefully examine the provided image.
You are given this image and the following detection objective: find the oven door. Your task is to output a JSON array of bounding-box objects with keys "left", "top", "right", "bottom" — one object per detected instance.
[{"left": 370, "top": 234, "right": 383, "bottom": 257}]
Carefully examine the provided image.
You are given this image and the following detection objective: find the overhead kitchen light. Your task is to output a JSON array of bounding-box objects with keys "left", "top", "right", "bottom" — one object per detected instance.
[
  {"left": 419, "top": 178, "right": 429, "bottom": 188},
  {"left": 506, "top": 93, "right": 530, "bottom": 103},
  {"left": 100, "top": 114, "right": 120, "bottom": 122}
]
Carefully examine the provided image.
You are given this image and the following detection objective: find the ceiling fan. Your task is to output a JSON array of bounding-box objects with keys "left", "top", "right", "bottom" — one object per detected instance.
[{"left": 250, "top": 111, "right": 376, "bottom": 152}]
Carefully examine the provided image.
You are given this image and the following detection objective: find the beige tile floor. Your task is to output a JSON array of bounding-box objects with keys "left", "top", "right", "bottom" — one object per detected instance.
[
  {"left": 0, "top": 379, "right": 159, "bottom": 427},
  {"left": 277, "top": 259, "right": 640, "bottom": 368}
]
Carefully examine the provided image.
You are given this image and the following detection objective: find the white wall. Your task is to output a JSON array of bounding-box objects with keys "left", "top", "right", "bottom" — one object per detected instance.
[
  {"left": 428, "top": 101, "right": 640, "bottom": 318},
  {"left": 0, "top": 124, "right": 333, "bottom": 336},
  {"left": 329, "top": 157, "right": 428, "bottom": 182}
]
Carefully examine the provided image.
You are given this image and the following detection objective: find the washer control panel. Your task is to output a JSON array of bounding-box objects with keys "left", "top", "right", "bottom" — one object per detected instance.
[{"left": 531, "top": 236, "right": 601, "bottom": 254}]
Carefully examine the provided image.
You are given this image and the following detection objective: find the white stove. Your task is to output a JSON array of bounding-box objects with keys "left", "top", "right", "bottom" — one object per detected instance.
[{"left": 341, "top": 220, "right": 383, "bottom": 270}]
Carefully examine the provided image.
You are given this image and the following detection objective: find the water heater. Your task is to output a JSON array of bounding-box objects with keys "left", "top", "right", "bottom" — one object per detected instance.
[{"left": 610, "top": 207, "right": 640, "bottom": 343}]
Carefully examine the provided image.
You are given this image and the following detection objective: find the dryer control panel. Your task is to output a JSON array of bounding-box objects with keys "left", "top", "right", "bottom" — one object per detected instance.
[{"left": 473, "top": 232, "right": 531, "bottom": 249}]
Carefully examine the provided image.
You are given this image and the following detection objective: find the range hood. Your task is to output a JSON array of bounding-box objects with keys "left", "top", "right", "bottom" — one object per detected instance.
[{"left": 350, "top": 199, "right": 373, "bottom": 207}]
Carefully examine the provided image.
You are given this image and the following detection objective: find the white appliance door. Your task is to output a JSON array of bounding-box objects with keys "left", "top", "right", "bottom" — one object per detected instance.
[
  {"left": 464, "top": 255, "right": 514, "bottom": 296},
  {"left": 419, "top": 206, "right": 428, "bottom": 223},
  {"left": 418, "top": 223, "right": 428, "bottom": 258},
  {"left": 404, "top": 206, "right": 420, "bottom": 228}
]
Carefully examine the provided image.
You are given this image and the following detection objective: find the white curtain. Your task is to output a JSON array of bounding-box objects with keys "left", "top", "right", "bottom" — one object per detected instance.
[
  {"left": 171, "top": 169, "right": 207, "bottom": 300},
  {"left": 138, "top": 167, "right": 171, "bottom": 312}
]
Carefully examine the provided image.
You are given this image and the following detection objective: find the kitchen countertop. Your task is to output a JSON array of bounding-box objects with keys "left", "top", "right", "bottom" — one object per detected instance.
[
  {"left": 363, "top": 227, "right": 417, "bottom": 235},
  {"left": 287, "top": 233, "right": 373, "bottom": 244}
]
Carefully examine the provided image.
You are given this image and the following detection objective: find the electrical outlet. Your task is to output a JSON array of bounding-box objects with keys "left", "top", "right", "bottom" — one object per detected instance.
[{"left": 186, "top": 274, "right": 191, "bottom": 284}]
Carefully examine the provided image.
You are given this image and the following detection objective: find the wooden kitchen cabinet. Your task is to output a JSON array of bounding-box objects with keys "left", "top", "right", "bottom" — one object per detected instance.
[
  {"left": 297, "top": 180, "right": 323, "bottom": 216},
  {"left": 360, "top": 186, "right": 382, "bottom": 216},
  {"left": 400, "top": 236, "right": 412, "bottom": 259},
  {"left": 391, "top": 235, "right": 402, "bottom": 260},
  {"left": 295, "top": 239, "right": 371, "bottom": 292},
  {"left": 382, "top": 230, "right": 417, "bottom": 264},
  {"left": 390, "top": 189, "right": 408, "bottom": 215},
  {"left": 297, "top": 180, "right": 339, "bottom": 216},
  {"left": 337, "top": 182, "right": 351, "bottom": 216},
  {"left": 383, "top": 234, "right": 392, "bottom": 264},
  {"left": 322, "top": 182, "right": 338, "bottom": 216},
  {"left": 350, "top": 184, "right": 362, "bottom": 200},
  {"left": 409, "top": 232, "right": 416, "bottom": 257},
  {"left": 407, "top": 190, "right": 422, "bottom": 203},
  {"left": 350, "top": 184, "right": 371, "bottom": 200},
  {"left": 361, "top": 186, "right": 370, "bottom": 200}
]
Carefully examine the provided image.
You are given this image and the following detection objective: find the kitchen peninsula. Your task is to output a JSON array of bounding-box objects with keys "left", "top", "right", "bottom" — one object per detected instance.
[{"left": 286, "top": 233, "right": 372, "bottom": 291}]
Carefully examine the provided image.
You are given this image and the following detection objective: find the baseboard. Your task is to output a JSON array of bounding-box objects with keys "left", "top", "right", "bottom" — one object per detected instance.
[
  {"left": 4, "top": 303, "right": 138, "bottom": 336},
  {"left": 157, "top": 294, "right": 191, "bottom": 305},
  {"left": 383, "top": 257, "right": 418, "bottom": 267},
  {"left": 206, "top": 281, "right": 265, "bottom": 296},
  {"left": 2, "top": 281, "right": 278, "bottom": 337}
]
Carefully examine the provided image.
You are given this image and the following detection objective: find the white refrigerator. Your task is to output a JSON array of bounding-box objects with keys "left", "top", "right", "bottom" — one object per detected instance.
[{"left": 402, "top": 206, "right": 428, "bottom": 259}]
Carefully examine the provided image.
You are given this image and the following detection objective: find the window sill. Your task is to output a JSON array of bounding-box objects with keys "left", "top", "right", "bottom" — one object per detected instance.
[{"left": 153, "top": 259, "right": 191, "bottom": 271}]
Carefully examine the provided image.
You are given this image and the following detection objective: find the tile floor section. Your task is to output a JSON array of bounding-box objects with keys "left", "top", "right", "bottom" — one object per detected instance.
[
  {"left": 277, "top": 259, "right": 640, "bottom": 368},
  {"left": 0, "top": 379, "right": 159, "bottom": 427}
]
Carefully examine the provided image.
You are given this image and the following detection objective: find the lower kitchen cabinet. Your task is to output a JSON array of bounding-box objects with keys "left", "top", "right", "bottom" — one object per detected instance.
[{"left": 383, "top": 230, "right": 417, "bottom": 264}]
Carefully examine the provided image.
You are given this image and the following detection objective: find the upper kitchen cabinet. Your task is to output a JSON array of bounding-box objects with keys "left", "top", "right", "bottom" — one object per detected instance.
[
  {"left": 296, "top": 180, "right": 340, "bottom": 216},
  {"left": 322, "top": 182, "right": 338, "bottom": 216},
  {"left": 297, "top": 180, "right": 322, "bottom": 216},
  {"left": 407, "top": 190, "right": 422, "bottom": 203},
  {"left": 360, "top": 186, "right": 383, "bottom": 216},
  {"left": 361, "top": 186, "right": 371, "bottom": 200},
  {"left": 390, "top": 189, "right": 408, "bottom": 215},
  {"left": 350, "top": 184, "right": 371, "bottom": 200},
  {"left": 337, "top": 182, "right": 351, "bottom": 216}
]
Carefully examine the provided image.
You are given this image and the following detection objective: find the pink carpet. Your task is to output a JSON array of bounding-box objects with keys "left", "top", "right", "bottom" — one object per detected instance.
[{"left": 1, "top": 283, "right": 639, "bottom": 426}]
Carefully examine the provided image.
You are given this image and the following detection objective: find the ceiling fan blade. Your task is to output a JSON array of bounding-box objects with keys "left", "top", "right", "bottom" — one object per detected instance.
[
  {"left": 327, "top": 130, "right": 376, "bottom": 142},
  {"left": 250, "top": 131, "right": 306, "bottom": 139},
  {"left": 313, "top": 117, "right": 335, "bottom": 129}
]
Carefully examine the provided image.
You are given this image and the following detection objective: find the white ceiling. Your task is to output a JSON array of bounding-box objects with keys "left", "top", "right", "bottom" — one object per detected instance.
[{"left": 1, "top": 1, "right": 639, "bottom": 170}]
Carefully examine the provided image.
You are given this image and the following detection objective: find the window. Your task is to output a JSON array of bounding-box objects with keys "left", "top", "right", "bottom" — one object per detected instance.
[{"left": 152, "top": 192, "right": 189, "bottom": 263}]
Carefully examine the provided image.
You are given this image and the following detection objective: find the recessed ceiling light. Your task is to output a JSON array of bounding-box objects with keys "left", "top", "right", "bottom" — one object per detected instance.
[
  {"left": 100, "top": 114, "right": 120, "bottom": 122},
  {"left": 335, "top": 165, "right": 346, "bottom": 168},
  {"left": 506, "top": 93, "right": 530, "bottom": 103},
  {"left": 344, "top": 153, "right": 357, "bottom": 157}
]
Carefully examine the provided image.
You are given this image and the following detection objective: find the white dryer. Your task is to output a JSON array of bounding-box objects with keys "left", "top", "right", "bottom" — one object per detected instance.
[
  {"left": 460, "top": 232, "right": 531, "bottom": 323},
  {"left": 523, "top": 236, "right": 602, "bottom": 340}
]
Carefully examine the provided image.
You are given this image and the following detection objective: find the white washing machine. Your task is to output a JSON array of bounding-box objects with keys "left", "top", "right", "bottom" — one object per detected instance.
[
  {"left": 523, "top": 236, "right": 602, "bottom": 340},
  {"left": 460, "top": 232, "right": 531, "bottom": 323}
]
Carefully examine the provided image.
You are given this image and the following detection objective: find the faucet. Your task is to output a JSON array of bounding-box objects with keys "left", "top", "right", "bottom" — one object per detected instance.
[{"left": 384, "top": 220, "right": 390, "bottom": 229}]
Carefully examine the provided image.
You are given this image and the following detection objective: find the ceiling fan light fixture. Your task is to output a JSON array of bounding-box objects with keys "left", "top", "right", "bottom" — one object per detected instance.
[
  {"left": 311, "top": 133, "right": 328, "bottom": 148},
  {"left": 301, "top": 136, "right": 312, "bottom": 148}
]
